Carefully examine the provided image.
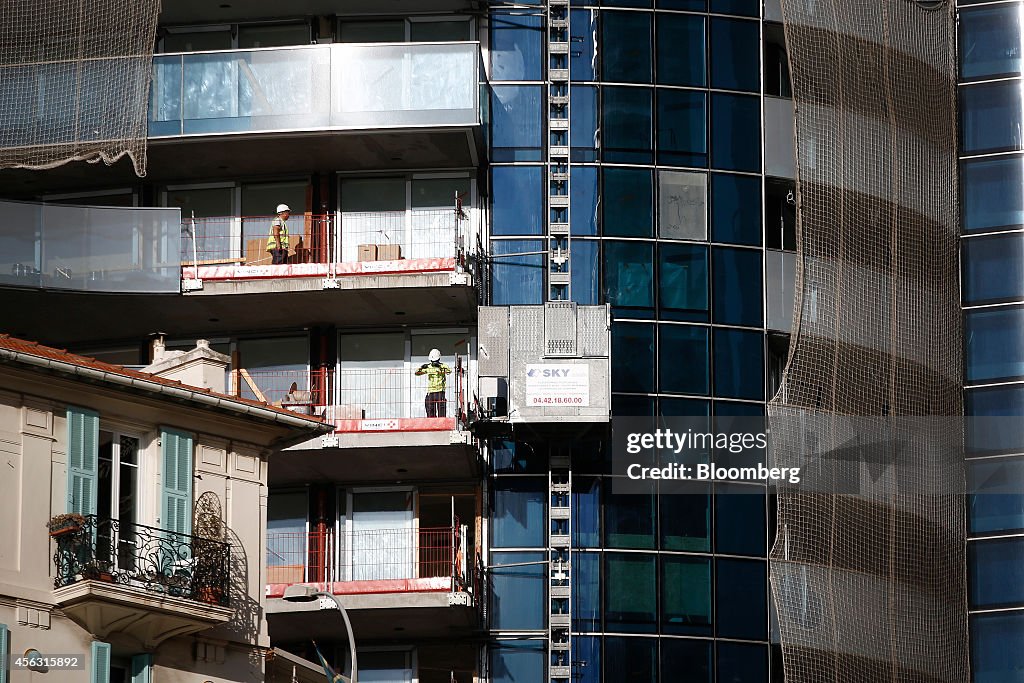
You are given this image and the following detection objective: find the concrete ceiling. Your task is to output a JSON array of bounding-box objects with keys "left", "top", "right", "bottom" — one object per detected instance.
[{"left": 159, "top": 0, "right": 479, "bottom": 25}]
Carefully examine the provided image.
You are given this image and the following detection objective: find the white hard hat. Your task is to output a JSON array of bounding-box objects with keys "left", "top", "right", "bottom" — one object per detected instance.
[
  {"left": 276, "top": 204, "right": 291, "bottom": 213},
  {"left": 428, "top": 349, "right": 441, "bottom": 362}
]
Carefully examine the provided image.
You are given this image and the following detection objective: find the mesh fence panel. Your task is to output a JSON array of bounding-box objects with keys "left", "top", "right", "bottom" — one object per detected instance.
[
  {"left": 0, "top": 0, "right": 160, "bottom": 175},
  {"left": 769, "top": 1, "right": 967, "bottom": 682}
]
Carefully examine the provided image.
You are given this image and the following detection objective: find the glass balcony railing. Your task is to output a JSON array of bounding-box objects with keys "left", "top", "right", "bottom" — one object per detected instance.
[{"left": 150, "top": 42, "right": 480, "bottom": 137}]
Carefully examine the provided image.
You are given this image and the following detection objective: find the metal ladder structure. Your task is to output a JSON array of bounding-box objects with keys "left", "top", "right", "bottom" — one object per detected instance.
[
  {"left": 547, "top": 0, "right": 571, "bottom": 302},
  {"left": 548, "top": 450, "right": 572, "bottom": 683}
]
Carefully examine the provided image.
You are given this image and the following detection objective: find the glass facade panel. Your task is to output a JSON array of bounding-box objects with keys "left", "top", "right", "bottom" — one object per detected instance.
[
  {"left": 603, "top": 168, "right": 653, "bottom": 237},
  {"left": 489, "top": 641, "right": 546, "bottom": 683},
  {"left": 572, "top": 240, "right": 601, "bottom": 305},
  {"left": 490, "top": 12, "right": 543, "bottom": 81},
  {"left": 572, "top": 86, "right": 599, "bottom": 161},
  {"left": 605, "top": 637, "right": 656, "bottom": 680},
  {"left": 490, "top": 551, "right": 546, "bottom": 629},
  {"left": 713, "top": 328, "right": 764, "bottom": 400},
  {"left": 715, "top": 485, "right": 766, "bottom": 556},
  {"left": 572, "top": 166, "right": 599, "bottom": 235},
  {"left": 491, "top": 86, "right": 543, "bottom": 161},
  {"left": 656, "top": 13, "right": 705, "bottom": 87},
  {"left": 491, "top": 479, "right": 546, "bottom": 547},
  {"left": 573, "top": 552, "right": 602, "bottom": 631},
  {"left": 572, "top": 637, "right": 601, "bottom": 683},
  {"left": 963, "top": 234, "right": 1024, "bottom": 304},
  {"left": 603, "top": 87, "right": 654, "bottom": 164},
  {"left": 711, "top": 93, "right": 761, "bottom": 172},
  {"left": 492, "top": 167, "right": 543, "bottom": 236},
  {"left": 570, "top": 10, "right": 597, "bottom": 81},
  {"left": 970, "top": 538, "right": 1024, "bottom": 608},
  {"left": 604, "top": 241, "right": 655, "bottom": 315},
  {"left": 602, "top": 12, "right": 652, "bottom": 83},
  {"left": 612, "top": 323, "right": 656, "bottom": 393},
  {"left": 972, "top": 612, "right": 1024, "bottom": 683},
  {"left": 658, "top": 89, "right": 708, "bottom": 167},
  {"left": 969, "top": 457, "right": 1024, "bottom": 535},
  {"left": 712, "top": 173, "right": 761, "bottom": 246},
  {"left": 710, "top": 18, "right": 760, "bottom": 92},
  {"left": 605, "top": 554, "right": 657, "bottom": 632},
  {"left": 492, "top": 240, "right": 544, "bottom": 305},
  {"left": 662, "top": 556, "right": 713, "bottom": 635},
  {"left": 659, "top": 324, "right": 710, "bottom": 394},
  {"left": 966, "top": 385, "right": 1024, "bottom": 455},
  {"left": 659, "top": 171, "right": 708, "bottom": 241},
  {"left": 574, "top": 477, "right": 601, "bottom": 547},
  {"left": 716, "top": 559, "right": 767, "bottom": 639},
  {"left": 661, "top": 487, "right": 711, "bottom": 550},
  {"left": 712, "top": 247, "right": 763, "bottom": 326},
  {"left": 960, "top": 6, "right": 1024, "bottom": 80},
  {"left": 662, "top": 639, "right": 712, "bottom": 683},
  {"left": 961, "top": 82, "right": 1024, "bottom": 155},
  {"left": 962, "top": 156, "right": 1024, "bottom": 233},
  {"left": 965, "top": 308, "right": 1024, "bottom": 383},
  {"left": 717, "top": 642, "right": 769, "bottom": 683},
  {"left": 603, "top": 480, "right": 655, "bottom": 549},
  {"left": 710, "top": 0, "right": 759, "bottom": 17}
]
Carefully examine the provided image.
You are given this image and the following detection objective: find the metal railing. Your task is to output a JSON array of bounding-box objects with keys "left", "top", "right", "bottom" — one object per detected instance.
[
  {"left": 234, "top": 360, "right": 468, "bottom": 428},
  {"left": 182, "top": 214, "right": 333, "bottom": 266},
  {"left": 266, "top": 523, "right": 470, "bottom": 590},
  {"left": 52, "top": 515, "right": 231, "bottom": 607}
]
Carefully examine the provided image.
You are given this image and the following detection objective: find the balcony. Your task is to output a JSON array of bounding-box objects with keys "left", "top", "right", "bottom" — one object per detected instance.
[
  {"left": 249, "top": 368, "right": 478, "bottom": 484},
  {"left": 146, "top": 42, "right": 483, "bottom": 174},
  {"left": 265, "top": 524, "right": 481, "bottom": 640},
  {"left": 51, "top": 516, "right": 233, "bottom": 647}
]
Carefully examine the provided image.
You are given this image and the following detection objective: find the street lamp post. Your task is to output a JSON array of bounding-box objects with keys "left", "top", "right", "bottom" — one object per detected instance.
[{"left": 282, "top": 585, "right": 358, "bottom": 683}]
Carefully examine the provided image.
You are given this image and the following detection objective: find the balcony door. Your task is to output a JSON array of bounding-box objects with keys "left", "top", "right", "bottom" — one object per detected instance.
[
  {"left": 97, "top": 430, "right": 140, "bottom": 571},
  {"left": 347, "top": 490, "right": 415, "bottom": 582},
  {"left": 338, "top": 333, "right": 406, "bottom": 420}
]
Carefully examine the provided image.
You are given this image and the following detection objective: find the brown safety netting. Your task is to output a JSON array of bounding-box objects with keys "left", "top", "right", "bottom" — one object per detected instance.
[
  {"left": 769, "top": 1, "right": 967, "bottom": 682},
  {"left": 0, "top": 0, "right": 161, "bottom": 176}
]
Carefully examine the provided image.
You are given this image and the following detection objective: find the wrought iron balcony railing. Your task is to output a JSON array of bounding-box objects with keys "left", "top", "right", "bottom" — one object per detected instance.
[{"left": 52, "top": 515, "right": 231, "bottom": 607}]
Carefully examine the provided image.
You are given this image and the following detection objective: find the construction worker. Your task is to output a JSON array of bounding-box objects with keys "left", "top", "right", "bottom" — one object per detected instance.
[
  {"left": 415, "top": 348, "right": 452, "bottom": 418},
  {"left": 267, "top": 204, "right": 290, "bottom": 264}
]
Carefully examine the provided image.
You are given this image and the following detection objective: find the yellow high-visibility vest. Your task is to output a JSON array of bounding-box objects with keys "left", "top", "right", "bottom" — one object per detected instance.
[{"left": 267, "top": 217, "right": 289, "bottom": 250}]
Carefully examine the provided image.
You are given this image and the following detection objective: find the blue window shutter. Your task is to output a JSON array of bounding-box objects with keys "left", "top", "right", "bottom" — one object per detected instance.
[
  {"left": 90, "top": 642, "right": 111, "bottom": 683},
  {"left": 161, "top": 429, "right": 193, "bottom": 536},
  {"left": 0, "top": 623, "right": 9, "bottom": 683},
  {"left": 66, "top": 408, "right": 99, "bottom": 515},
  {"left": 130, "top": 653, "right": 153, "bottom": 683}
]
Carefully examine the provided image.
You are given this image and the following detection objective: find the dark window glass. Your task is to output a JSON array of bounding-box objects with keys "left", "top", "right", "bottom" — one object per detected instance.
[
  {"left": 966, "top": 308, "right": 1024, "bottom": 383},
  {"left": 963, "top": 156, "right": 1024, "bottom": 232},
  {"left": 574, "top": 477, "right": 601, "bottom": 547},
  {"left": 492, "top": 167, "right": 543, "bottom": 236},
  {"left": 604, "top": 0, "right": 653, "bottom": 8},
  {"left": 963, "top": 235, "right": 1024, "bottom": 304},
  {"left": 712, "top": 247, "right": 763, "bottom": 326},
  {"left": 573, "top": 552, "right": 602, "bottom": 631},
  {"left": 710, "top": 0, "right": 759, "bottom": 16},
  {"left": 712, "top": 173, "right": 762, "bottom": 246},
  {"left": 969, "top": 457, "right": 1024, "bottom": 535},
  {"left": 662, "top": 556, "right": 713, "bottom": 635},
  {"left": 659, "top": 324, "right": 709, "bottom": 394},
  {"left": 657, "top": 89, "right": 708, "bottom": 167},
  {"left": 604, "top": 242, "right": 655, "bottom": 316},
  {"left": 490, "top": 551, "right": 546, "bottom": 629},
  {"left": 612, "top": 323, "right": 655, "bottom": 393},
  {"left": 716, "top": 559, "right": 767, "bottom": 639},
  {"left": 409, "top": 20, "right": 471, "bottom": 41},
  {"left": 491, "top": 86, "right": 543, "bottom": 161},
  {"left": 604, "top": 479, "right": 655, "bottom": 549},
  {"left": 972, "top": 612, "right": 1024, "bottom": 683},
  {"left": 603, "top": 87, "right": 654, "bottom": 164},
  {"left": 713, "top": 328, "right": 764, "bottom": 400},
  {"left": 605, "top": 554, "right": 657, "bottom": 632},
  {"left": 660, "top": 398, "right": 711, "bottom": 418},
  {"left": 711, "top": 93, "right": 761, "bottom": 172},
  {"left": 491, "top": 439, "right": 547, "bottom": 473},
  {"left": 605, "top": 637, "right": 656, "bottom": 680},
  {"left": 572, "top": 240, "right": 601, "bottom": 305},
  {"left": 572, "top": 637, "right": 601, "bottom": 683},
  {"left": 613, "top": 394, "right": 656, "bottom": 417},
  {"left": 961, "top": 82, "right": 1024, "bottom": 155},
  {"left": 659, "top": 171, "right": 708, "bottom": 240},
  {"left": 960, "top": 6, "right": 1024, "bottom": 80},
  {"left": 717, "top": 643, "right": 769, "bottom": 683},
  {"left": 492, "top": 240, "right": 544, "bottom": 305},
  {"left": 570, "top": 10, "right": 597, "bottom": 81},
  {"left": 490, "top": 12, "right": 543, "bottom": 80},
  {"left": 970, "top": 538, "right": 1024, "bottom": 608},
  {"left": 602, "top": 12, "right": 652, "bottom": 83},
  {"left": 659, "top": 0, "right": 706, "bottom": 8},
  {"left": 572, "top": 166, "right": 599, "bottom": 235},
  {"left": 571, "top": 86, "right": 599, "bottom": 161},
  {"left": 661, "top": 485, "right": 711, "bottom": 551},
  {"left": 491, "top": 479, "right": 546, "bottom": 547},
  {"left": 966, "top": 385, "right": 1024, "bottom": 455},
  {"left": 603, "top": 168, "right": 653, "bottom": 237},
  {"left": 662, "top": 639, "right": 712, "bottom": 683},
  {"left": 659, "top": 244, "right": 709, "bottom": 322},
  {"left": 489, "top": 641, "right": 545, "bottom": 683},
  {"left": 710, "top": 18, "right": 760, "bottom": 92},
  {"left": 656, "top": 14, "right": 705, "bottom": 87},
  {"left": 715, "top": 484, "right": 766, "bottom": 555}
]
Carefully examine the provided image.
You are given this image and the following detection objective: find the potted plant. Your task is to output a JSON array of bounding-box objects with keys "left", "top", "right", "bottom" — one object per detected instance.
[{"left": 47, "top": 513, "right": 86, "bottom": 538}]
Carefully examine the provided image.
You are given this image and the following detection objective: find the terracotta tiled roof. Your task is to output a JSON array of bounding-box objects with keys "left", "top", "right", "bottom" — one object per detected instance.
[{"left": 0, "top": 334, "right": 328, "bottom": 425}]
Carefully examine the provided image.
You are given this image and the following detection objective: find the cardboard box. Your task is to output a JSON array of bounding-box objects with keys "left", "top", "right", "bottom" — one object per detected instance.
[
  {"left": 267, "top": 565, "right": 305, "bottom": 584},
  {"left": 376, "top": 244, "right": 402, "bottom": 261},
  {"left": 335, "top": 404, "right": 364, "bottom": 419},
  {"left": 357, "top": 244, "right": 377, "bottom": 262}
]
